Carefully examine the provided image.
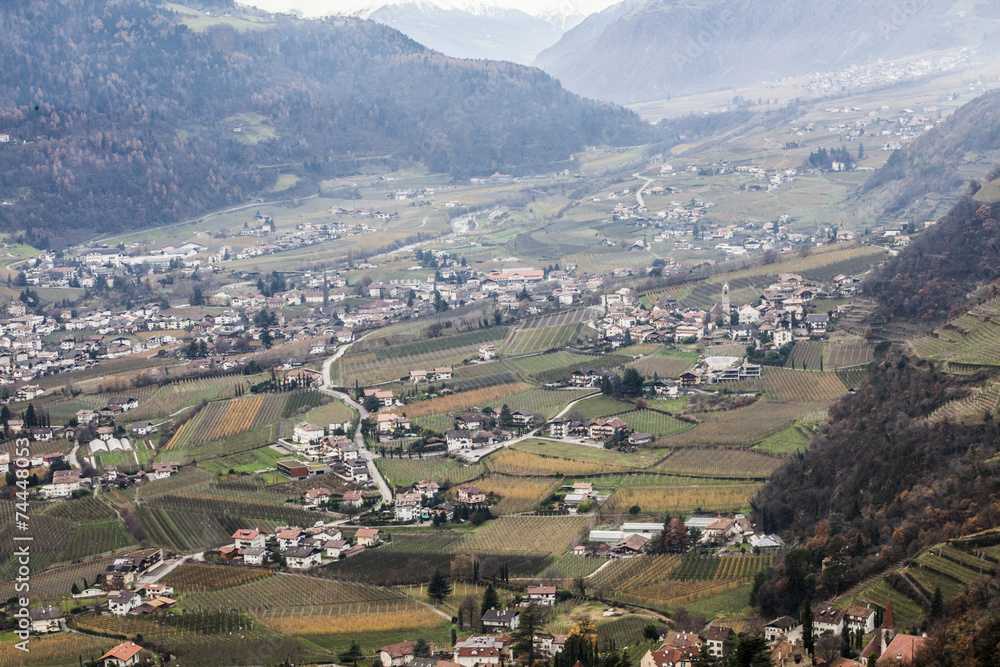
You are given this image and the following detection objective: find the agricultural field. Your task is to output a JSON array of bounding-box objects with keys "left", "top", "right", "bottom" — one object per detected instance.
[
  {"left": 537, "top": 555, "right": 608, "bottom": 582},
  {"left": 489, "top": 447, "right": 640, "bottom": 477},
  {"left": 0, "top": 632, "right": 117, "bottom": 666},
  {"left": 0, "top": 550, "right": 129, "bottom": 602},
  {"left": 753, "top": 424, "right": 814, "bottom": 455},
  {"left": 730, "top": 368, "right": 847, "bottom": 403},
  {"left": 329, "top": 531, "right": 468, "bottom": 585},
  {"left": 926, "top": 382, "right": 1000, "bottom": 424},
  {"left": 459, "top": 514, "right": 590, "bottom": 557},
  {"left": 500, "top": 387, "right": 595, "bottom": 419},
  {"left": 449, "top": 363, "right": 519, "bottom": 391},
  {"left": 665, "top": 400, "right": 826, "bottom": 447},
  {"left": 607, "top": 481, "right": 761, "bottom": 514},
  {"left": 588, "top": 553, "right": 755, "bottom": 609},
  {"left": 564, "top": 394, "right": 634, "bottom": 419},
  {"left": 472, "top": 475, "right": 558, "bottom": 514},
  {"left": 163, "top": 563, "right": 276, "bottom": 591},
  {"left": 511, "top": 351, "right": 630, "bottom": 384},
  {"left": 377, "top": 456, "right": 486, "bottom": 488},
  {"left": 629, "top": 350, "right": 700, "bottom": 378},
  {"left": 258, "top": 601, "right": 444, "bottom": 637},
  {"left": 341, "top": 327, "right": 510, "bottom": 385},
  {"left": 785, "top": 341, "right": 825, "bottom": 370},
  {"left": 618, "top": 409, "right": 693, "bottom": 438},
  {"left": 826, "top": 339, "right": 875, "bottom": 368},
  {"left": 126, "top": 374, "right": 247, "bottom": 421},
  {"left": 403, "top": 382, "right": 530, "bottom": 418},
  {"left": 504, "top": 321, "right": 586, "bottom": 356},
  {"left": 510, "top": 439, "right": 655, "bottom": 468},
  {"left": 0, "top": 514, "right": 133, "bottom": 578},
  {"left": 654, "top": 448, "right": 783, "bottom": 479}
]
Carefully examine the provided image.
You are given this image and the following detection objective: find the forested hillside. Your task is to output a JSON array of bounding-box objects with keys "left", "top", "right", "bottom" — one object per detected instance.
[
  {"left": 859, "top": 90, "right": 1000, "bottom": 219},
  {"left": 0, "top": 0, "right": 659, "bottom": 242},
  {"left": 864, "top": 181, "right": 1000, "bottom": 321},
  {"left": 752, "top": 345, "right": 1000, "bottom": 616}
]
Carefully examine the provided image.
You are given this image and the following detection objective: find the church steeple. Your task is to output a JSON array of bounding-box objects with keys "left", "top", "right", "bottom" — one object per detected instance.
[
  {"left": 880, "top": 597, "right": 896, "bottom": 654},
  {"left": 722, "top": 276, "right": 730, "bottom": 316}
]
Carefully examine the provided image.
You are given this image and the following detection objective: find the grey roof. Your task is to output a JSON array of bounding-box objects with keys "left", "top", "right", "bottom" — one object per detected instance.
[
  {"left": 284, "top": 546, "right": 319, "bottom": 559},
  {"left": 242, "top": 546, "right": 268, "bottom": 557},
  {"left": 29, "top": 606, "right": 61, "bottom": 621},
  {"left": 482, "top": 609, "right": 519, "bottom": 624}
]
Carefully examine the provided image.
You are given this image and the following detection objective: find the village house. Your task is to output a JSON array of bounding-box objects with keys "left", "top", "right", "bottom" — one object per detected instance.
[
  {"left": 454, "top": 647, "right": 501, "bottom": 667},
  {"left": 293, "top": 421, "right": 324, "bottom": 444},
  {"left": 355, "top": 527, "right": 382, "bottom": 547},
  {"left": 108, "top": 590, "right": 143, "bottom": 616},
  {"left": 275, "top": 527, "right": 304, "bottom": 551},
  {"left": 342, "top": 489, "right": 364, "bottom": 508},
  {"left": 28, "top": 606, "right": 62, "bottom": 633},
  {"left": 525, "top": 585, "right": 557, "bottom": 606},
  {"left": 284, "top": 545, "right": 322, "bottom": 570},
  {"left": 482, "top": 608, "right": 520, "bottom": 632},
  {"left": 456, "top": 485, "right": 487, "bottom": 505},
  {"left": 304, "top": 487, "right": 331, "bottom": 505},
  {"left": 380, "top": 640, "right": 434, "bottom": 667},
  {"left": 242, "top": 546, "right": 268, "bottom": 566},
  {"left": 478, "top": 344, "right": 497, "bottom": 360},
  {"left": 99, "top": 642, "right": 144, "bottom": 666},
  {"left": 765, "top": 616, "right": 799, "bottom": 641},
  {"left": 232, "top": 528, "right": 266, "bottom": 550},
  {"left": 704, "top": 627, "right": 734, "bottom": 658}
]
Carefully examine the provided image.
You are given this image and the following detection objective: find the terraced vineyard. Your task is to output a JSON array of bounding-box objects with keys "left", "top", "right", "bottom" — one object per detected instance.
[
  {"left": 826, "top": 340, "right": 875, "bottom": 368},
  {"left": 925, "top": 382, "right": 1000, "bottom": 424},
  {"left": 908, "top": 297, "right": 1000, "bottom": 367}
]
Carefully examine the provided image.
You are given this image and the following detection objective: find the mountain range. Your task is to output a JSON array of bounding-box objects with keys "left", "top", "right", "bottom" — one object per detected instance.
[
  {"left": 239, "top": 0, "right": 619, "bottom": 63},
  {"left": 535, "top": 0, "right": 1000, "bottom": 103},
  {"left": 0, "top": 0, "right": 654, "bottom": 242}
]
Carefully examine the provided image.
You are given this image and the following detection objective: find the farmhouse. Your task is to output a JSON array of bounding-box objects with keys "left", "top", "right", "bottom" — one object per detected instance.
[
  {"left": 456, "top": 485, "right": 487, "bottom": 505},
  {"left": 108, "top": 590, "right": 142, "bottom": 616},
  {"left": 230, "top": 529, "right": 264, "bottom": 551},
  {"left": 99, "top": 642, "right": 144, "bottom": 666},
  {"left": 765, "top": 616, "right": 799, "bottom": 641},
  {"left": 304, "top": 488, "right": 331, "bottom": 504},
  {"left": 704, "top": 626, "right": 734, "bottom": 658},
  {"left": 482, "top": 608, "right": 520, "bottom": 632},
  {"left": 242, "top": 546, "right": 268, "bottom": 566},
  {"left": 380, "top": 640, "right": 435, "bottom": 667},
  {"left": 525, "top": 585, "right": 556, "bottom": 606},
  {"left": 478, "top": 344, "right": 497, "bottom": 360},
  {"left": 28, "top": 606, "right": 62, "bottom": 633},
  {"left": 284, "top": 545, "right": 322, "bottom": 570},
  {"left": 454, "top": 647, "right": 501, "bottom": 667},
  {"left": 342, "top": 489, "right": 364, "bottom": 508},
  {"left": 355, "top": 527, "right": 382, "bottom": 546}
]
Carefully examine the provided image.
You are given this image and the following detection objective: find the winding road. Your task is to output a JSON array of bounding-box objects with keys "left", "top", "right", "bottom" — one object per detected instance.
[{"left": 319, "top": 336, "right": 392, "bottom": 506}]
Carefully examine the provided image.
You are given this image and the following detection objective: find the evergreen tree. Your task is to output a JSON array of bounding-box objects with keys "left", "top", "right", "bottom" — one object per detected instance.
[
  {"left": 427, "top": 569, "right": 451, "bottom": 604},
  {"left": 802, "top": 602, "right": 814, "bottom": 654},
  {"left": 481, "top": 583, "right": 500, "bottom": 617},
  {"left": 24, "top": 402, "right": 37, "bottom": 428},
  {"left": 511, "top": 605, "right": 543, "bottom": 662},
  {"left": 413, "top": 639, "right": 431, "bottom": 658},
  {"left": 930, "top": 586, "right": 944, "bottom": 620}
]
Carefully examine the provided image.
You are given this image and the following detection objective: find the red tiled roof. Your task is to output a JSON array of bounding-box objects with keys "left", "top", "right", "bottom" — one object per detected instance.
[{"left": 100, "top": 642, "right": 143, "bottom": 661}]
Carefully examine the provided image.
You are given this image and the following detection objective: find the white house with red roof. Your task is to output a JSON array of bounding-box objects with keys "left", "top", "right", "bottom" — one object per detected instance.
[
  {"left": 100, "top": 642, "right": 144, "bottom": 666},
  {"left": 232, "top": 529, "right": 265, "bottom": 550}
]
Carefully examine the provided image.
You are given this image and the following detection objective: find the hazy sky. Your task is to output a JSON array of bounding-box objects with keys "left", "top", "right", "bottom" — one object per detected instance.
[{"left": 238, "top": 0, "right": 620, "bottom": 19}]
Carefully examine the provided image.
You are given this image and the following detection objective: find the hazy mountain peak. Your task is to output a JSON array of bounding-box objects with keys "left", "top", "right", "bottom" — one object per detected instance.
[{"left": 238, "top": 0, "right": 619, "bottom": 21}]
